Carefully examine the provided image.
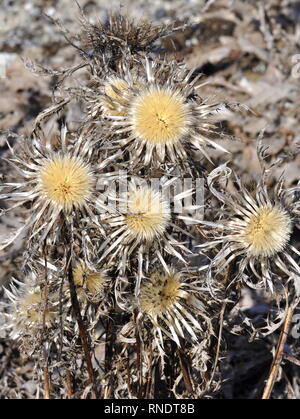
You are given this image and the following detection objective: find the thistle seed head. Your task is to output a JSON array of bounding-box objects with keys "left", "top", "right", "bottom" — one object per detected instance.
[
  {"left": 140, "top": 270, "right": 184, "bottom": 317},
  {"left": 125, "top": 185, "right": 171, "bottom": 241},
  {"left": 130, "top": 86, "right": 188, "bottom": 145},
  {"left": 17, "top": 289, "right": 55, "bottom": 325},
  {"left": 102, "top": 76, "right": 130, "bottom": 116},
  {"left": 243, "top": 205, "right": 292, "bottom": 257},
  {"left": 73, "top": 261, "right": 107, "bottom": 302},
  {"left": 39, "top": 155, "right": 94, "bottom": 211},
  {"left": 199, "top": 164, "right": 300, "bottom": 290}
]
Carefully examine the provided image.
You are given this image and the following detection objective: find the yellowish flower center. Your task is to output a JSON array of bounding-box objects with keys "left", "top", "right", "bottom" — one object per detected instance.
[
  {"left": 21, "top": 291, "right": 42, "bottom": 307},
  {"left": 39, "top": 156, "right": 94, "bottom": 210},
  {"left": 243, "top": 206, "right": 292, "bottom": 257},
  {"left": 140, "top": 271, "right": 183, "bottom": 317},
  {"left": 73, "top": 262, "right": 105, "bottom": 299},
  {"left": 131, "top": 87, "right": 188, "bottom": 144},
  {"left": 19, "top": 291, "right": 55, "bottom": 324},
  {"left": 102, "top": 77, "right": 129, "bottom": 116},
  {"left": 125, "top": 186, "right": 170, "bottom": 241}
]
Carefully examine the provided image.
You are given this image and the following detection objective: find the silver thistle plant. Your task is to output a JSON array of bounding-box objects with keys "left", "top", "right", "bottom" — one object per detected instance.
[{"left": 1, "top": 9, "right": 299, "bottom": 400}]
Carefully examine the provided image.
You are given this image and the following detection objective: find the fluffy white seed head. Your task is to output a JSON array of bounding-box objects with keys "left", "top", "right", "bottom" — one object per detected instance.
[
  {"left": 38, "top": 155, "right": 94, "bottom": 211},
  {"left": 125, "top": 185, "right": 171, "bottom": 241},
  {"left": 140, "top": 270, "right": 185, "bottom": 317},
  {"left": 130, "top": 86, "right": 188, "bottom": 145},
  {"left": 73, "top": 261, "right": 106, "bottom": 302},
  {"left": 242, "top": 205, "right": 292, "bottom": 257}
]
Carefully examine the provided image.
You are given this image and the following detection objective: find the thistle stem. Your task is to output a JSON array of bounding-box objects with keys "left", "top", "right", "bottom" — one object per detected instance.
[
  {"left": 66, "top": 248, "right": 97, "bottom": 397},
  {"left": 262, "top": 304, "right": 295, "bottom": 399}
]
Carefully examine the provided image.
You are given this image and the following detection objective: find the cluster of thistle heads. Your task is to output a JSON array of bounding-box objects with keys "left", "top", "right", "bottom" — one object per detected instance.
[{"left": 0, "top": 12, "right": 300, "bottom": 398}]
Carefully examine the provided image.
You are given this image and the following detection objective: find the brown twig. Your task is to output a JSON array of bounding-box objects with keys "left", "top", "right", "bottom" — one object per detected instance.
[
  {"left": 262, "top": 304, "right": 295, "bottom": 399},
  {"left": 126, "top": 346, "right": 132, "bottom": 397},
  {"left": 65, "top": 370, "right": 74, "bottom": 398},
  {"left": 144, "top": 340, "right": 154, "bottom": 399},
  {"left": 66, "top": 249, "right": 97, "bottom": 396},
  {"left": 104, "top": 316, "right": 114, "bottom": 399},
  {"left": 134, "top": 310, "right": 143, "bottom": 398},
  {"left": 208, "top": 262, "right": 234, "bottom": 389},
  {"left": 284, "top": 354, "right": 300, "bottom": 367},
  {"left": 177, "top": 348, "right": 193, "bottom": 393},
  {"left": 43, "top": 365, "right": 50, "bottom": 399}
]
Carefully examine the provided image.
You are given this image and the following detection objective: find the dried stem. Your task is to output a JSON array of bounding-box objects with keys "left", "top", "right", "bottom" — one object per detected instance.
[
  {"left": 134, "top": 310, "right": 143, "bottom": 398},
  {"left": 66, "top": 248, "right": 97, "bottom": 396},
  {"left": 126, "top": 347, "right": 132, "bottom": 397},
  {"left": 144, "top": 341, "right": 154, "bottom": 398},
  {"left": 42, "top": 241, "right": 51, "bottom": 399},
  {"left": 104, "top": 316, "right": 114, "bottom": 373},
  {"left": 177, "top": 348, "right": 193, "bottom": 394},
  {"left": 262, "top": 304, "right": 295, "bottom": 399},
  {"left": 104, "top": 315, "right": 114, "bottom": 399},
  {"left": 65, "top": 370, "right": 74, "bottom": 399},
  {"left": 284, "top": 354, "right": 300, "bottom": 367},
  {"left": 208, "top": 262, "right": 234, "bottom": 389},
  {"left": 43, "top": 365, "right": 50, "bottom": 399},
  {"left": 209, "top": 300, "right": 226, "bottom": 390}
]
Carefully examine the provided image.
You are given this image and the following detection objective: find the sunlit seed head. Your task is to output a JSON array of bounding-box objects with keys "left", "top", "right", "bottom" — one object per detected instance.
[
  {"left": 102, "top": 77, "right": 129, "bottom": 116},
  {"left": 125, "top": 186, "right": 170, "bottom": 241},
  {"left": 20, "top": 291, "right": 42, "bottom": 307},
  {"left": 130, "top": 87, "right": 188, "bottom": 144},
  {"left": 140, "top": 271, "right": 184, "bottom": 317},
  {"left": 18, "top": 290, "right": 55, "bottom": 324},
  {"left": 73, "top": 262, "right": 106, "bottom": 299},
  {"left": 243, "top": 205, "right": 292, "bottom": 257},
  {"left": 39, "top": 155, "right": 94, "bottom": 211}
]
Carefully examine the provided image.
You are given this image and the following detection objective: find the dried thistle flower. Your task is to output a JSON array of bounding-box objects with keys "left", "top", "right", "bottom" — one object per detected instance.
[
  {"left": 1, "top": 277, "right": 58, "bottom": 352},
  {"left": 73, "top": 260, "right": 108, "bottom": 303},
  {"left": 100, "top": 75, "right": 143, "bottom": 117},
  {"left": 99, "top": 179, "right": 194, "bottom": 284},
  {"left": 130, "top": 86, "right": 188, "bottom": 144},
  {"left": 101, "top": 76, "right": 131, "bottom": 116},
  {"left": 242, "top": 205, "right": 292, "bottom": 258},
  {"left": 139, "top": 269, "right": 206, "bottom": 344},
  {"left": 98, "top": 58, "right": 230, "bottom": 167},
  {"left": 78, "top": 12, "right": 181, "bottom": 68},
  {"left": 125, "top": 184, "right": 171, "bottom": 241},
  {"left": 120, "top": 266, "right": 211, "bottom": 352},
  {"left": 199, "top": 162, "right": 300, "bottom": 292},
  {"left": 0, "top": 127, "right": 108, "bottom": 258},
  {"left": 39, "top": 155, "right": 94, "bottom": 211}
]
